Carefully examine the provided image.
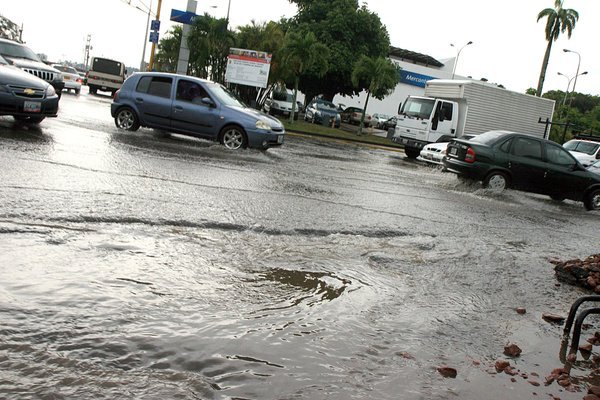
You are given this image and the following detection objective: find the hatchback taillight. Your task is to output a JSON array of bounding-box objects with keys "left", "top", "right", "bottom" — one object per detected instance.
[
  {"left": 113, "top": 89, "right": 120, "bottom": 100},
  {"left": 465, "top": 147, "right": 476, "bottom": 163}
]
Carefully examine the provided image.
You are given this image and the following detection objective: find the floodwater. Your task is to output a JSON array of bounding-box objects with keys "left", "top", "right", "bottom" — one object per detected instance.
[{"left": 1, "top": 90, "right": 599, "bottom": 399}]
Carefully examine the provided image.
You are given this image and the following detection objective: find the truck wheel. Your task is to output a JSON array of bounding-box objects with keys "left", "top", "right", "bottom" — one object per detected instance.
[
  {"left": 404, "top": 147, "right": 420, "bottom": 159},
  {"left": 584, "top": 189, "right": 600, "bottom": 211},
  {"left": 483, "top": 171, "right": 509, "bottom": 191}
]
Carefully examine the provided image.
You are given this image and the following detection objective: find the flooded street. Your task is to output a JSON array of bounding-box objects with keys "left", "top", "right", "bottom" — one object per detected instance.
[{"left": 1, "top": 90, "right": 599, "bottom": 399}]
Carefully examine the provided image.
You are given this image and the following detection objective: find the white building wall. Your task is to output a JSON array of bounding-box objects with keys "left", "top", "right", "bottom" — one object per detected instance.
[{"left": 332, "top": 56, "right": 457, "bottom": 118}]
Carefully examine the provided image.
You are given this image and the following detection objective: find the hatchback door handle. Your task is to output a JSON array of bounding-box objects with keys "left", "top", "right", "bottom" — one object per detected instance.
[
  {"left": 174, "top": 106, "right": 183, "bottom": 112},
  {"left": 135, "top": 98, "right": 144, "bottom": 103}
]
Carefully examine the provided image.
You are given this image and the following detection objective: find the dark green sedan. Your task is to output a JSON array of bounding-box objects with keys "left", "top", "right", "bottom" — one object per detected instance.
[{"left": 443, "top": 130, "right": 600, "bottom": 211}]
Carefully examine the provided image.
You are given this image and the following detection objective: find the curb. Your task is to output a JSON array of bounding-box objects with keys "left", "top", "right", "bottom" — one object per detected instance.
[{"left": 285, "top": 129, "right": 406, "bottom": 152}]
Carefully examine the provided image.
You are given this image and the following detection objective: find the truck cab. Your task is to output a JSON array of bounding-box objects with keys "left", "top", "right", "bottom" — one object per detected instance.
[{"left": 392, "top": 96, "right": 459, "bottom": 158}]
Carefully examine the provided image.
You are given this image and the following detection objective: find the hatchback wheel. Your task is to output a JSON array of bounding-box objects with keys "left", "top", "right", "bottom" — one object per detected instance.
[
  {"left": 114, "top": 107, "right": 140, "bottom": 131},
  {"left": 220, "top": 126, "right": 247, "bottom": 150},
  {"left": 483, "top": 171, "right": 509, "bottom": 191},
  {"left": 584, "top": 189, "right": 600, "bottom": 211}
]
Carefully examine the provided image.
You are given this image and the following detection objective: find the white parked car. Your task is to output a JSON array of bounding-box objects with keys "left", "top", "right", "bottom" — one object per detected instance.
[
  {"left": 563, "top": 138, "right": 600, "bottom": 167},
  {"left": 52, "top": 64, "right": 82, "bottom": 94},
  {"left": 371, "top": 113, "right": 390, "bottom": 129},
  {"left": 418, "top": 135, "right": 474, "bottom": 166}
]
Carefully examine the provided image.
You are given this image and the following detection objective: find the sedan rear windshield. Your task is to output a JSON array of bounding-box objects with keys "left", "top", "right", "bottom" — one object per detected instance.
[
  {"left": 470, "top": 131, "right": 512, "bottom": 145},
  {"left": 316, "top": 101, "right": 337, "bottom": 111},
  {"left": 564, "top": 140, "right": 600, "bottom": 155}
]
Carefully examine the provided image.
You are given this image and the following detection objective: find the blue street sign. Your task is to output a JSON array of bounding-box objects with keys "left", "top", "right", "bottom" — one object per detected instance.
[
  {"left": 149, "top": 31, "right": 159, "bottom": 43},
  {"left": 170, "top": 9, "right": 197, "bottom": 25},
  {"left": 151, "top": 20, "right": 160, "bottom": 31},
  {"left": 399, "top": 70, "right": 437, "bottom": 88}
]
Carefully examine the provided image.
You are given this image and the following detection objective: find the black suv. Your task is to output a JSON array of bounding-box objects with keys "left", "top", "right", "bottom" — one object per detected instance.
[
  {"left": 443, "top": 130, "right": 600, "bottom": 210},
  {"left": 0, "top": 38, "right": 64, "bottom": 97}
]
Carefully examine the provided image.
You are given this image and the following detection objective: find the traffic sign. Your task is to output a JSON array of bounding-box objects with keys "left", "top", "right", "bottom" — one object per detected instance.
[
  {"left": 170, "top": 9, "right": 197, "bottom": 25},
  {"left": 151, "top": 20, "right": 161, "bottom": 31},
  {"left": 149, "top": 31, "right": 159, "bottom": 43}
]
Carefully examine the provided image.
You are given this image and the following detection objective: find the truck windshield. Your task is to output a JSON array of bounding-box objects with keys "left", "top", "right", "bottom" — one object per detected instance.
[{"left": 401, "top": 98, "right": 435, "bottom": 119}]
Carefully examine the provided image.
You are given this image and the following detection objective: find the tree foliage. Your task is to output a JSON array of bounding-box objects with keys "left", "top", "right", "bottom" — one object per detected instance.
[
  {"left": 351, "top": 56, "right": 399, "bottom": 134},
  {"left": 187, "top": 14, "right": 235, "bottom": 83},
  {"left": 280, "top": 30, "right": 329, "bottom": 122},
  {"left": 536, "top": 0, "right": 579, "bottom": 96},
  {"left": 155, "top": 25, "right": 182, "bottom": 72},
  {"left": 286, "top": 0, "right": 390, "bottom": 101}
]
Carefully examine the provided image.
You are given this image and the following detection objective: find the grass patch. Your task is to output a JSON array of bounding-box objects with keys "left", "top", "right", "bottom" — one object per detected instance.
[{"left": 282, "top": 119, "right": 403, "bottom": 148}]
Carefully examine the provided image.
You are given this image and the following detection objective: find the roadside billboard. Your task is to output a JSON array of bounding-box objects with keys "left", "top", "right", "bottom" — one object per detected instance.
[{"left": 225, "top": 48, "right": 272, "bottom": 88}]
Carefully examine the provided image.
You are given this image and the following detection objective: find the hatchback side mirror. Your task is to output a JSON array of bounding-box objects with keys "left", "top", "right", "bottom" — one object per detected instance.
[{"left": 201, "top": 97, "right": 215, "bottom": 107}]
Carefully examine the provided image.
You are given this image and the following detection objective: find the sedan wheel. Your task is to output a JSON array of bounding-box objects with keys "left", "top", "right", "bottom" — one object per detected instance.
[
  {"left": 221, "top": 126, "right": 247, "bottom": 150},
  {"left": 114, "top": 108, "right": 140, "bottom": 131},
  {"left": 584, "top": 189, "right": 600, "bottom": 211},
  {"left": 483, "top": 172, "right": 508, "bottom": 191}
]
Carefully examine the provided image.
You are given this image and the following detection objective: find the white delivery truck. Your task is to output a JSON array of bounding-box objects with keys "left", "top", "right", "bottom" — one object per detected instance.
[{"left": 391, "top": 79, "right": 556, "bottom": 158}]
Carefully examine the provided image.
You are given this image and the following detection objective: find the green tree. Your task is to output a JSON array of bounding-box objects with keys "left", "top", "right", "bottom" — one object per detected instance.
[
  {"left": 536, "top": 0, "right": 579, "bottom": 96},
  {"left": 351, "top": 56, "right": 400, "bottom": 135},
  {"left": 286, "top": 0, "right": 389, "bottom": 101},
  {"left": 155, "top": 26, "right": 183, "bottom": 72},
  {"left": 279, "top": 30, "right": 329, "bottom": 123},
  {"left": 187, "top": 14, "right": 235, "bottom": 83}
]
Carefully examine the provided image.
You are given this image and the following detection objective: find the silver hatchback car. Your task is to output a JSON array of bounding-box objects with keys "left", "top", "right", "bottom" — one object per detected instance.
[{"left": 110, "top": 72, "right": 285, "bottom": 150}]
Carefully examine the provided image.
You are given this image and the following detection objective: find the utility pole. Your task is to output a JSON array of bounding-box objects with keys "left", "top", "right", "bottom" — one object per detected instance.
[
  {"left": 84, "top": 34, "right": 92, "bottom": 70},
  {"left": 148, "top": 0, "right": 163, "bottom": 71}
]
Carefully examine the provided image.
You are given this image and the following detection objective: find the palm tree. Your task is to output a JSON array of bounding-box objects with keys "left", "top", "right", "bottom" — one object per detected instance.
[
  {"left": 536, "top": 0, "right": 579, "bottom": 97},
  {"left": 279, "top": 31, "right": 329, "bottom": 123},
  {"left": 351, "top": 56, "right": 400, "bottom": 135}
]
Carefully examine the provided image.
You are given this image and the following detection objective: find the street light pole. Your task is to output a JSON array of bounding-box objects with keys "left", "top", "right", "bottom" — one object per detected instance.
[
  {"left": 557, "top": 72, "right": 572, "bottom": 107},
  {"left": 451, "top": 41, "right": 472, "bottom": 79},
  {"left": 563, "top": 49, "right": 581, "bottom": 104}
]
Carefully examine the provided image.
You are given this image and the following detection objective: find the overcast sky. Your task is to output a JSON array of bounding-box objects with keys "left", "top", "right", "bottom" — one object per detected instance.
[{"left": 1, "top": 0, "right": 598, "bottom": 96}]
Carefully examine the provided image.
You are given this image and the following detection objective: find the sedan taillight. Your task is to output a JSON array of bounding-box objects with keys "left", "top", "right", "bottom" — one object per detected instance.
[{"left": 465, "top": 147, "right": 476, "bottom": 163}]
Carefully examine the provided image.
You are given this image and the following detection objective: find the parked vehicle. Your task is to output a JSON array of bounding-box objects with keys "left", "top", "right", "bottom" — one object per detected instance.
[
  {"left": 296, "top": 101, "right": 304, "bottom": 114},
  {"left": 563, "top": 137, "right": 600, "bottom": 167},
  {"left": 52, "top": 64, "right": 82, "bottom": 94},
  {"left": 418, "top": 135, "right": 474, "bottom": 166},
  {"left": 381, "top": 116, "right": 397, "bottom": 131},
  {"left": 340, "top": 106, "right": 372, "bottom": 127},
  {"left": 263, "top": 88, "right": 297, "bottom": 119},
  {"left": 111, "top": 72, "right": 285, "bottom": 150},
  {"left": 589, "top": 159, "right": 600, "bottom": 176},
  {"left": 372, "top": 113, "right": 390, "bottom": 129},
  {"left": 0, "top": 54, "right": 59, "bottom": 123},
  {"left": 391, "top": 79, "right": 555, "bottom": 159},
  {"left": 443, "top": 130, "right": 600, "bottom": 210},
  {"left": 304, "top": 99, "right": 341, "bottom": 128},
  {"left": 0, "top": 38, "right": 64, "bottom": 97},
  {"left": 87, "top": 57, "right": 126, "bottom": 96}
]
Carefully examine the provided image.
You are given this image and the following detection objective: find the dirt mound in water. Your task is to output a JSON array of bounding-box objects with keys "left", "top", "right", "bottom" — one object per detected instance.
[{"left": 552, "top": 254, "right": 600, "bottom": 291}]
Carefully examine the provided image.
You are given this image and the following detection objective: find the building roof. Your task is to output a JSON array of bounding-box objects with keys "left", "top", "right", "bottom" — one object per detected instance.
[{"left": 388, "top": 46, "right": 444, "bottom": 68}]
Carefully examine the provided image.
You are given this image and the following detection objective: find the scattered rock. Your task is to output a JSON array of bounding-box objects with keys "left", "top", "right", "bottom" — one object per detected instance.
[
  {"left": 504, "top": 343, "right": 522, "bottom": 357},
  {"left": 528, "top": 380, "right": 540, "bottom": 386},
  {"left": 580, "top": 343, "right": 594, "bottom": 352},
  {"left": 553, "top": 254, "right": 600, "bottom": 289},
  {"left": 542, "top": 313, "right": 566, "bottom": 324},
  {"left": 589, "top": 386, "right": 600, "bottom": 396},
  {"left": 495, "top": 360, "right": 510, "bottom": 372},
  {"left": 396, "top": 351, "right": 415, "bottom": 360},
  {"left": 557, "top": 378, "right": 571, "bottom": 387},
  {"left": 583, "top": 396, "right": 600, "bottom": 400},
  {"left": 567, "top": 353, "right": 577, "bottom": 362},
  {"left": 437, "top": 366, "right": 457, "bottom": 378},
  {"left": 504, "top": 367, "right": 519, "bottom": 376},
  {"left": 516, "top": 307, "right": 527, "bottom": 314}
]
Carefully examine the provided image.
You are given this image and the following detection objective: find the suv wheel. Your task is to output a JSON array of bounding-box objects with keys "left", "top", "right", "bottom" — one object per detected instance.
[{"left": 584, "top": 189, "right": 600, "bottom": 211}]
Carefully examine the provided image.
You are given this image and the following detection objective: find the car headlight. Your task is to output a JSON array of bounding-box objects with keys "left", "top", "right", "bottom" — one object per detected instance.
[
  {"left": 45, "top": 85, "right": 56, "bottom": 97},
  {"left": 256, "top": 120, "right": 271, "bottom": 131},
  {"left": 55, "top": 73, "right": 63, "bottom": 82}
]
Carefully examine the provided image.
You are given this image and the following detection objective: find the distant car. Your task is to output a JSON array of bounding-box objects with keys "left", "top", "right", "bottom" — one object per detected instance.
[
  {"left": 371, "top": 113, "right": 390, "bottom": 129},
  {"left": 111, "top": 72, "right": 285, "bottom": 150},
  {"left": 0, "top": 38, "right": 64, "bottom": 97},
  {"left": 418, "top": 135, "right": 475, "bottom": 166},
  {"left": 52, "top": 64, "right": 82, "bottom": 94},
  {"left": 340, "top": 106, "right": 372, "bottom": 127},
  {"left": 0, "top": 54, "right": 59, "bottom": 124},
  {"left": 304, "top": 99, "right": 341, "bottom": 128},
  {"left": 443, "top": 130, "right": 600, "bottom": 210},
  {"left": 563, "top": 138, "right": 600, "bottom": 167},
  {"left": 381, "top": 116, "right": 397, "bottom": 131},
  {"left": 588, "top": 159, "right": 600, "bottom": 176}
]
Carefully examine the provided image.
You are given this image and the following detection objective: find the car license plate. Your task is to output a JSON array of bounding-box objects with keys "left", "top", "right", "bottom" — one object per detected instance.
[
  {"left": 449, "top": 147, "right": 458, "bottom": 155},
  {"left": 64, "top": 75, "right": 71, "bottom": 80},
  {"left": 23, "top": 101, "right": 41, "bottom": 113},
  {"left": 283, "top": 111, "right": 289, "bottom": 116},
  {"left": 277, "top": 135, "right": 284, "bottom": 144}
]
